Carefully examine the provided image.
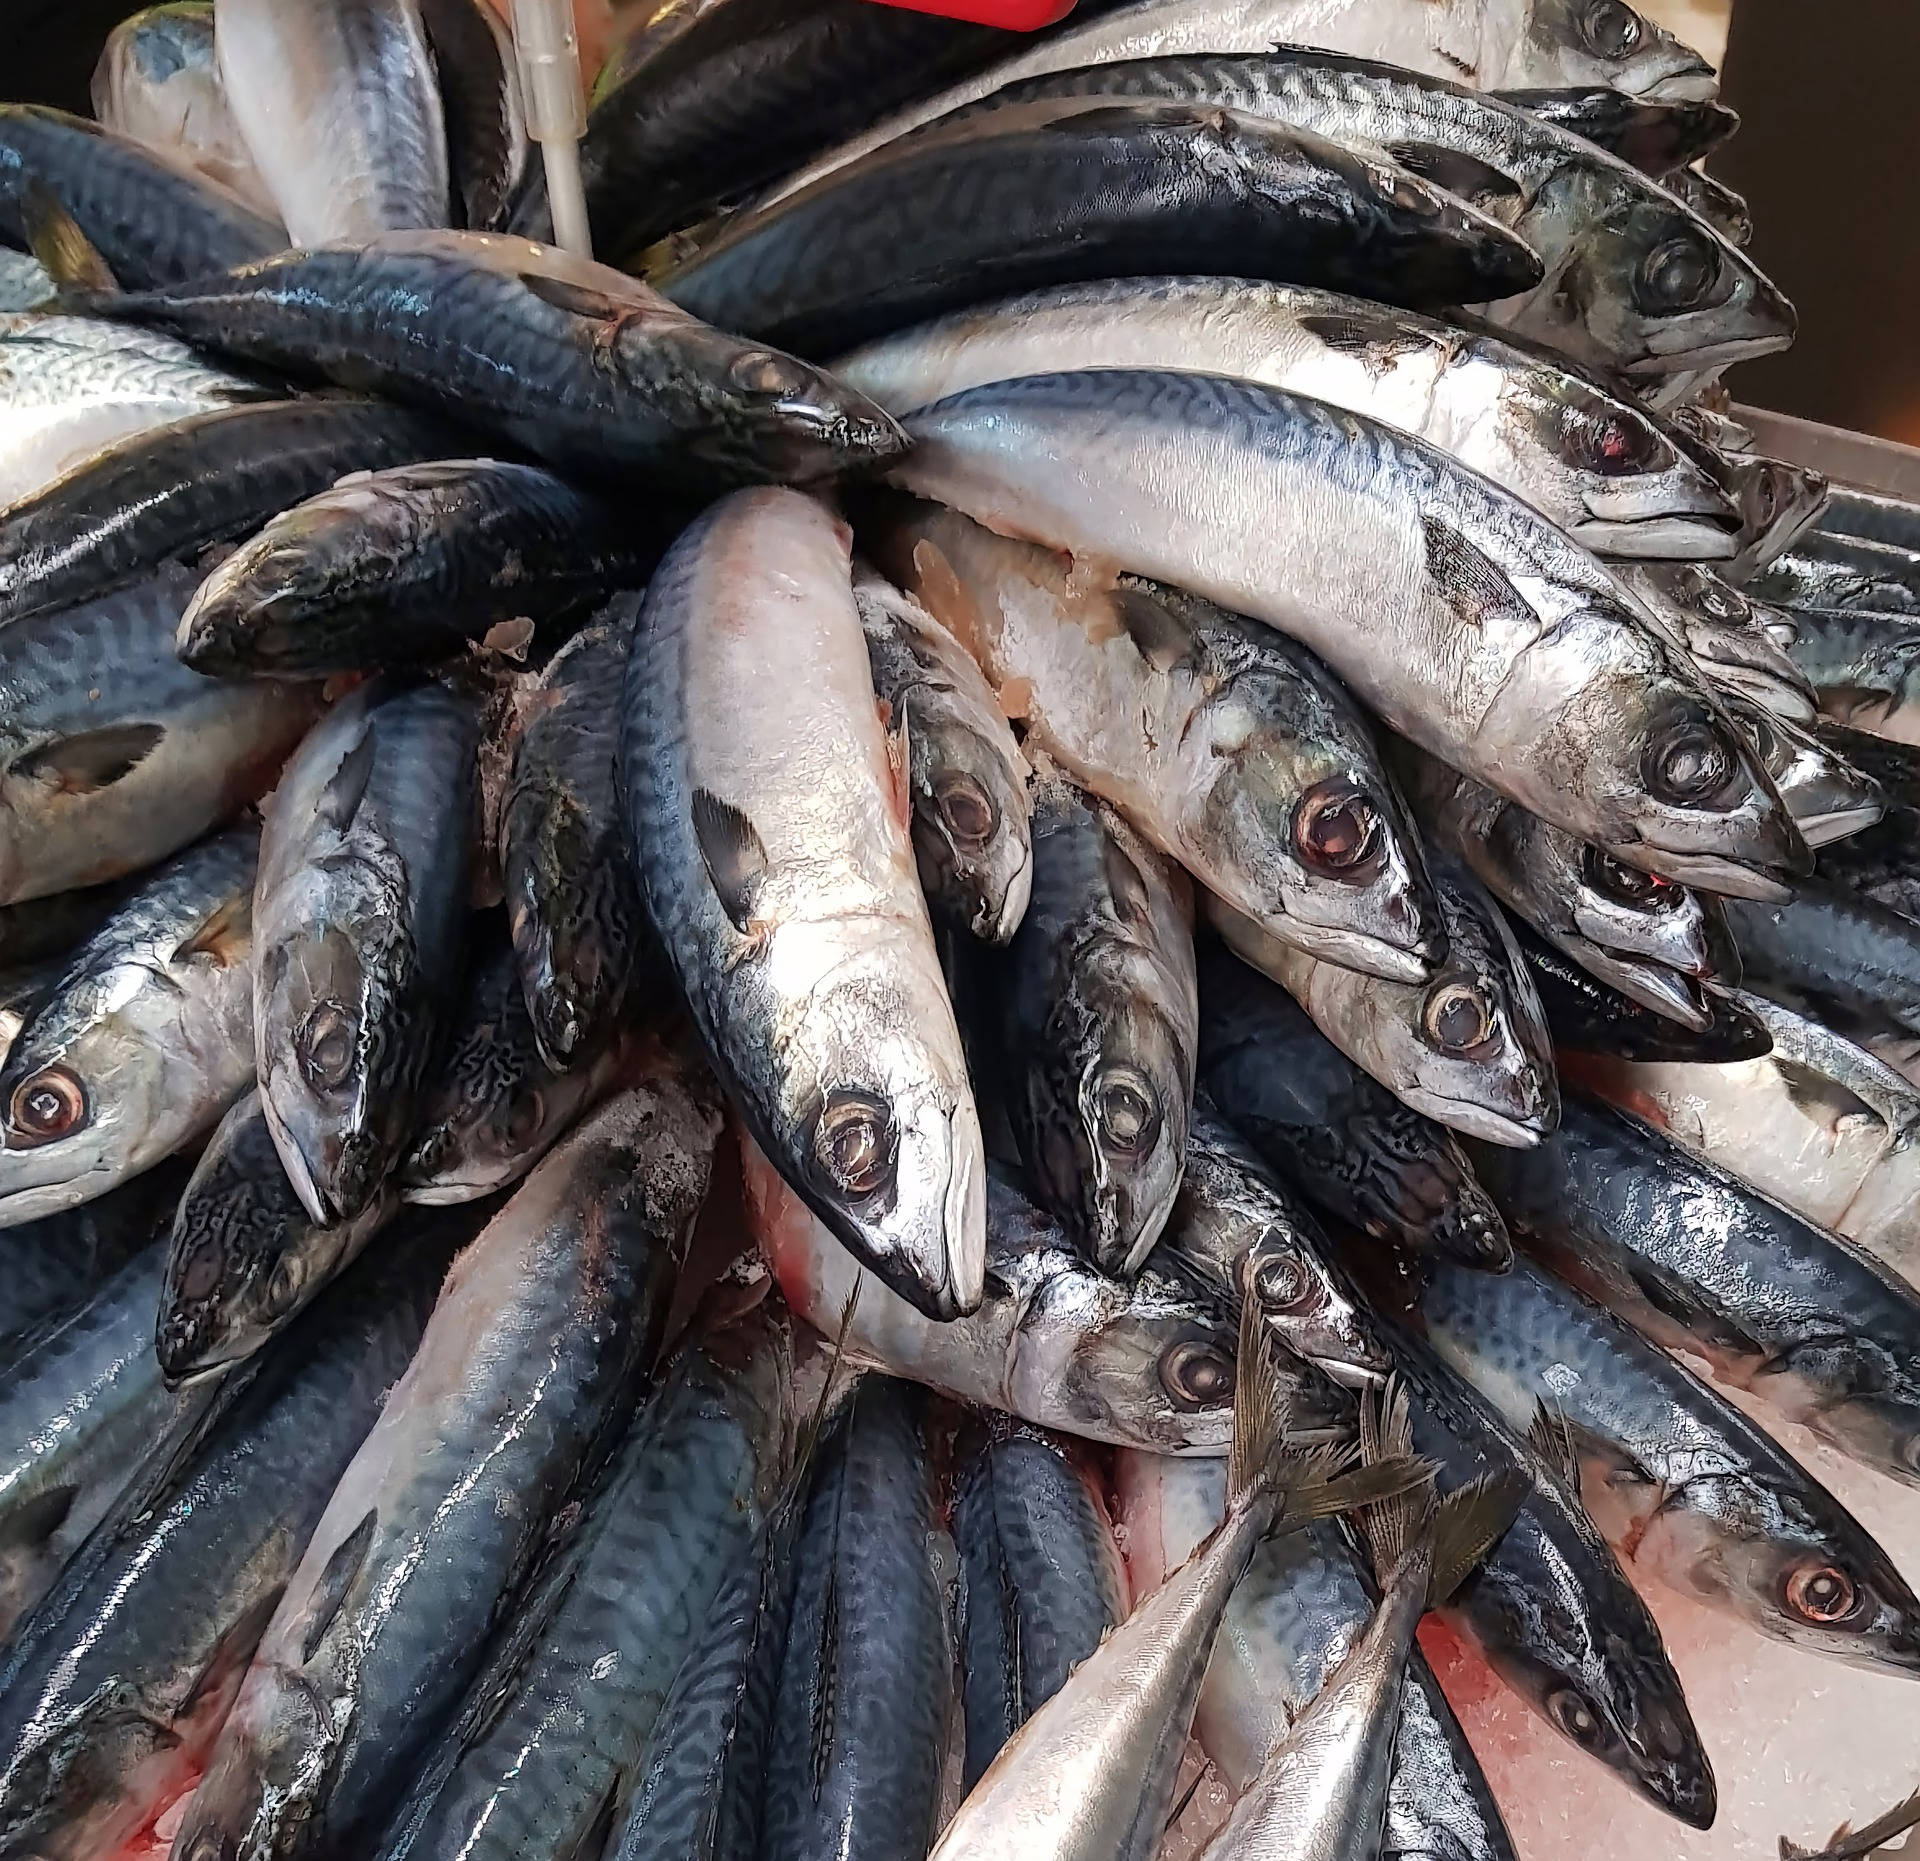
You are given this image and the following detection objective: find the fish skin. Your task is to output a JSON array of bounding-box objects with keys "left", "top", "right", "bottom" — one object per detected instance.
[
  {"left": 0, "top": 316, "right": 269, "bottom": 520},
  {"left": 1195, "top": 939, "right": 1514, "bottom": 1271},
  {"left": 1115, "top": 1453, "right": 1516, "bottom": 1861},
  {"left": 215, "top": 0, "right": 448, "bottom": 244},
  {"left": 0, "top": 828, "right": 257, "bottom": 1228},
  {"left": 1820, "top": 486, "right": 1920, "bottom": 557},
  {"left": 861, "top": 50, "right": 1787, "bottom": 384},
  {"left": 623, "top": 489, "right": 985, "bottom": 1322},
  {"left": 156, "top": 1089, "right": 401, "bottom": 1383},
  {"left": 1362, "top": 1305, "right": 1716, "bottom": 1827},
  {"left": 663, "top": 97, "right": 1543, "bottom": 356},
  {"left": 0, "top": 1243, "right": 216, "bottom": 1644},
  {"left": 953, "top": 1423, "right": 1129, "bottom": 1789},
  {"left": 500, "top": 604, "right": 648, "bottom": 1073},
  {"left": 744, "top": 1135, "right": 1263, "bottom": 1455},
  {"left": 0, "top": 399, "right": 461, "bottom": 628},
  {"left": 0, "top": 1236, "right": 457, "bottom": 1861},
  {"left": 0, "top": 105, "right": 282, "bottom": 290},
  {"left": 1756, "top": 535, "right": 1920, "bottom": 619},
  {"left": 0, "top": 1160, "right": 189, "bottom": 1369},
  {"left": 83, "top": 232, "right": 907, "bottom": 488},
  {"left": 253, "top": 680, "right": 477, "bottom": 1227},
  {"left": 1001, "top": 780, "right": 1198, "bottom": 1277},
  {"left": 0, "top": 252, "right": 52, "bottom": 314},
  {"left": 399, "top": 916, "right": 632, "bottom": 1205},
  {"left": 416, "top": 0, "right": 527, "bottom": 231},
  {"left": 375, "top": 1301, "right": 790, "bottom": 1861},
  {"left": 1473, "top": 1089, "right": 1920, "bottom": 1489},
  {"left": 759, "top": 0, "right": 1717, "bottom": 205},
  {"left": 839, "top": 276, "right": 1737, "bottom": 562},
  {"left": 1509, "top": 912, "right": 1770, "bottom": 1056},
  {"left": 864, "top": 494, "right": 1443, "bottom": 984},
  {"left": 1812, "top": 724, "right": 1920, "bottom": 921},
  {"left": 889, "top": 370, "right": 1807, "bottom": 887},
  {"left": 852, "top": 562, "right": 1033, "bottom": 948},
  {"left": 761, "top": 1375, "right": 951, "bottom": 1861},
  {"left": 1416, "top": 1251, "right": 1920, "bottom": 1674},
  {"left": 1212, "top": 850, "right": 1561, "bottom": 1150},
  {"left": 1786, "top": 606, "right": 1920, "bottom": 749},
  {"left": 1495, "top": 87, "right": 1736, "bottom": 174},
  {"left": 171, "top": 1066, "right": 720, "bottom": 1861},
  {"left": 179, "top": 459, "right": 654, "bottom": 679},
  {"left": 91, "top": 3, "right": 280, "bottom": 219},
  {"left": 0, "top": 884, "right": 140, "bottom": 978},
  {"left": 0, "top": 564, "right": 321, "bottom": 905},
  {"left": 1723, "top": 882, "right": 1920, "bottom": 1045}
]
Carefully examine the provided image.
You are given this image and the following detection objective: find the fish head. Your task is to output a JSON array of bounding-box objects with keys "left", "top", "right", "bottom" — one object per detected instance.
[
  {"left": 0, "top": 1676, "right": 179, "bottom": 1856},
  {"left": 1715, "top": 698, "right": 1886, "bottom": 848},
  {"left": 172, "top": 1662, "right": 338, "bottom": 1861},
  {"left": 777, "top": 943, "right": 985, "bottom": 1321},
  {"left": 908, "top": 719, "right": 1034, "bottom": 946},
  {"left": 1718, "top": 453, "right": 1829, "bottom": 574},
  {"left": 176, "top": 519, "right": 357, "bottom": 674},
  {"left": 615, "top": 319, "right": 907, "bottom": 483},
  {"left": 1567, "top": 843, "right": 1728, "bottom": 976},
  {"left": 1522, "top": 0, "right": 1718, "bottom": 100},
  {"left": 256, "top": 923, "right": 398, "bottom": 1226},
  {"left": 1494, "top": 363, "right": 1739, "bottom": 557},
  {"left": 1637, "top": 1472, "right": 1920, "bottom": 1672},
  {"left": 1560, "top": 183, "right": 1795, "bottom": 377}
]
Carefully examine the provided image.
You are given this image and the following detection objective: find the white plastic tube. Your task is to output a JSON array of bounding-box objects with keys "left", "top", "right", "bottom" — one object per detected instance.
[{"left": 510, "top": 0, "right": 592, "bottom": 257}]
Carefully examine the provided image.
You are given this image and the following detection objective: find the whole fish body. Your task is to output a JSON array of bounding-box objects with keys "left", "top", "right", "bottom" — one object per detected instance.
[
  {"left": 0, "top": 104, "right": 282, "bottom": 290},
  {"left": 1000, "top": 778, "right": 1198, "bottom": 1277},
  {"left": 622, "top": 487, "right": 985, "bottom": 1321},
  {"left": 761, "top": 0, "right": 1717, "bottom": 204},
  {"left": 0, "top": 1243, "right": 214, "bottom": 1643},
  {"left": 377, "top": 1302, "right": 790, "bottom": 1861},
  {"left": 860, "top": 50, "right": 1790, "bottom": 385},
  {"left": 1115, "top": 1452, "right": 1517, "bottom": 1861},
  {"left": 953, "top": 1422, "right": 1130, "bottom": 1788},
  {"left": 180, "top": 459, "right": 653, "bottom": 678},
  {"left": 1473, "top": 1090, "right": 1920, "bottom": 1488},
  {"left": 888, "top": 369, "right": 1808, "bottom": 896},
  {"left": 744, "top": 1134, "right": 1249, "bottom": 1454},
  {"left": 1496, "top": 85, "right": 1736, "bottom": 173},
  {"left": 252, "top": 679, "right": 477, "bottom": 1226},
  {"left": 215, "top": 0, "right": 449, "bottom": 244},
  {"left": 1195, "top": 940, "right": 1515, "bottom": 1270},
  {"left": 0, "top": 564, "right": 320, "bottom": 905},
  {"left": 400, "top": 915, "right": 632, "bottom": 1204},
  {"left": 90, "top": 3, "right": 279, "bottom": 219},
  {"left": 853, "top": 562, "right": 1033, "bottom": 947},
  {"left": 0, "top": 1236, "right": 456, "bottom": 1861},
  {"left": 417, "top": 0, "right": 527, "bottom": 231},
  {"left": 662, "top": 97, "right": 1543, "bottom": 356},
  {"left": 0, "top": 398, "right": 461, "bottom": 628},
  {"left": 1365, "top": 1309, "right": 1715, "bottom": 1825},
  {"left": 838, "top": 276, "right": 1738, "bottom": 560},
  {"left": 172, "top": 1066, "right": 722, "bottom": 1861},
  {"left": 761, "top": 1374, "right": 951, "bottom": 1861},
  {"left": 1211, "top": 848, "right": 1561, "bottom": 1148},
  {"left": 1413, "top": 1250, "right": 1920, "bottom": 1674},
  {"left": 85, "top": 232, "right": 906, "bottom": 487},
  {"left": 0, "top": 827, "right": 257, "bottom": 1227},
  {"left": 155, "top": 1089, "right": 403, "bottom": 1383},
  {"left": 500, "top": 603, "right": 648, "bottom": 1073},
  {"left": 865, "top": 494, "right": 1445, "bottom": 984},
  {"left": 0, "top": 315, "right": 269, "bottom": 511}
]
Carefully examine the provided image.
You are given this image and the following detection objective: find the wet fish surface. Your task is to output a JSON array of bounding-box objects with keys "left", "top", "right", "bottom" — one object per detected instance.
[{"left": 417, "top": 0, "right": 526, "bottom": 231}]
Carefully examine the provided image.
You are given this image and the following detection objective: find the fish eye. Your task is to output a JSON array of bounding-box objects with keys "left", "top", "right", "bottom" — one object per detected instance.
[
  {"left": 814, "top": 1091, "right": 896, "bottom": 1201},
  {"left": 7, "top": 1066, "right": 87, "bottom": 1146},
  {"left": 1546, "top": 1687, "right": 1607, "bottom": 1748},
  {"left": 1249, "top": 1246, "right": 1313, "bottom": 1313},
  {"left": 1582, "top": 845, "right": 1683, "bottom": 911},
  {"left": 1784, "top": 1561, "right": 1861, "bottom": 1626},
  {"left": 296, "top": 1002, "right": 357, "bottom": 1092},
  {"left": 1750, "top": 469, "right": 1781, "bottom": 527},
  {"left": 1642, "top": 715, "right": 1741, "bottom": 808},
  {"left": 178, "top": 1240, "right": 224, "bottom": 1304},
  {"left": 1292, "top": 780, "right": 1383, "bottom": 877},
  {"left": 1691, "top": 576, "right": 1746, "bottom": 622},
  {"left": 1160, "top": 1338, "right": 1236, "bottom": 1410},
  {"left": 934, "top": 772, "right": 997, "bottom": 848},
  {"left": 1093, "top": 1068, "right": 1160, "bottom": 1157},
  {"left": 1422, "top": 981, "right": 1495, "bottom": 1055},
  {"left": 1563, "top": 402, "right": 1660, "bottom": 478},
  {"left": 504, "top": 1091, "right": 546, "bottom": 1148},
  {"left": 1580, "top": 0, "right": 1644, "bottom": 58},
  {"left": 1635, "top": 235, "right": 1718, "bottom": 314},
  {"left": 728, "top": 349, "right": 802, "bottom": 396},
  {"left": 265, "top": 1253, "right": 306, "bottom": 1320}
]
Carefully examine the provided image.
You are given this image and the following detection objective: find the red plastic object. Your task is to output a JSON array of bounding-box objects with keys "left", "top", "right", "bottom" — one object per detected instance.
[{"left": 859, "top": 0, "right": 1076, "bottom": 29}]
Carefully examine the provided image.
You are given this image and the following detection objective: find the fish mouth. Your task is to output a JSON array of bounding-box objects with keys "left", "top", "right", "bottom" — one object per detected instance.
[
  {"left": 982, "top": 842, "right": 1034, "bottom": 946},
  {"left": 1791, "top": 793, "right": 1887, "bottom": 848},
  {"left": 1608, "top": 841, "right": 1797, "bottom": 902},
  {"left": 1625, "top": 48, "right": 1720, "bottom": 104},
  {"left": 1624, "top": 329, "right": 1797, "bottom": 376},
  {"left": 1268, "top": 913, "right": 1436, "bottom": 986},
  {"left": 1399, "top": 1087, "right": 1549, "bottom": 1148},
  {"left": 1569, "top": 899, "right": 1717, "bottom": 978},
  {"left": 1590, "top": 946, "right": 1715, "bottom": 1027},
  {"left": 1571, "top": 512, "right": 1739, "bottom": 559}
]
